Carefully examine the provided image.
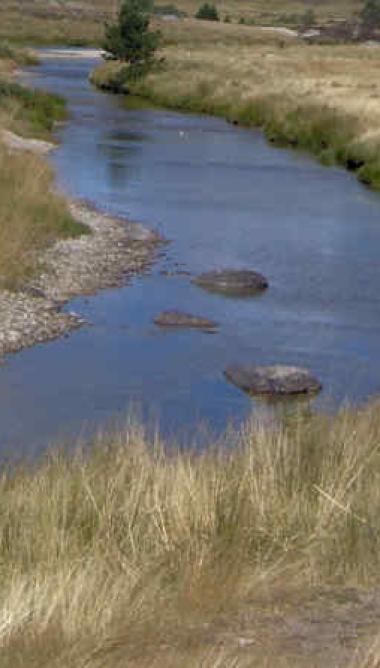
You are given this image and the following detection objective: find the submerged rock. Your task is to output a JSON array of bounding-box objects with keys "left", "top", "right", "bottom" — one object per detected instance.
[
  {"left": 192, "top": 269, "right": 268, "bottom": 296},
  {"left": 224, "top": 365, "right": 322, "bottom": 396},
  {"left": 154, "top": 310, "right": 218, "bottom": 330}
]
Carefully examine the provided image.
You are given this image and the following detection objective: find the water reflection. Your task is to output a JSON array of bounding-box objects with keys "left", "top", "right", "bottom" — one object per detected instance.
[{"left": 0, "top": 50, "right": 377, "bottom": 456}]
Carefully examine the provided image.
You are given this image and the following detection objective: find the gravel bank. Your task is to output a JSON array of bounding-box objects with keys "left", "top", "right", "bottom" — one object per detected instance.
[
  {"left": 1, "top": 130, "right": 56, "bottom": 155},
  {"left": 0, "top": 201, "right": 163, "bottom": 358}
]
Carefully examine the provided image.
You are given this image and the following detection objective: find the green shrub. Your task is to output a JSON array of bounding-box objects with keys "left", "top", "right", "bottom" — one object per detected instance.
[
  {"left": 103, "top": 0, "right": 160, "bottom": 73},
  {"left": 195, "top": 3, "right": 219, "bottom": 21},
  {"left": 0, "top": 42, "right": 15, "bottom": 61},
  {"left": 0, "top": 42, "right": 37, "bottom": 66},
  {"left": 300, "top": 8, "right": 316, "bottom": 31},
  {"left": 360, "top": 0, "right": 380, "bottom": 34}
]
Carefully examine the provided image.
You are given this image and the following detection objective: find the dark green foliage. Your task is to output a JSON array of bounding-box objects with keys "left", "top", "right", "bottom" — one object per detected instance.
[
  {"left": 300, "top": 8, "right": 316, "bottom": 31},
  {"left": 195, "top": 3, "right": 219, "bottom": 21},
  {"left": 360, "top": 0, "right": 380, "bottom": 32},
  {"left": 103, "top": 0, "right": 160, "bottom": 70},
  {"left": 0, "top": 42, "right": 37, "bottom": 65},
  {"left": 0, "top": 42, "right": 16, "bottom": 60}
]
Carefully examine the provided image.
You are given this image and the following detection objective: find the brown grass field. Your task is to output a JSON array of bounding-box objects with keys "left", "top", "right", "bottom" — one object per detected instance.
[
  {"left": 1, "top": 402, "right": 380, "bottom": 666},
  {"left": 0, "top": 0, "right": 365, "bottom": 45}
]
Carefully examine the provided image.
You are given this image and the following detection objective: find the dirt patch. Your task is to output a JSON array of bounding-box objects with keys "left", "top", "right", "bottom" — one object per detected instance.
[{"left": 192, "top": 585, "right": 380, "bottom": 666}]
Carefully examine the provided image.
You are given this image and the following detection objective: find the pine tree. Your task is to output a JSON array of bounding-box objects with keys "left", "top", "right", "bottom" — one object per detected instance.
[{"left": 103, "top": 0, "right": 160, "bottom": 67}]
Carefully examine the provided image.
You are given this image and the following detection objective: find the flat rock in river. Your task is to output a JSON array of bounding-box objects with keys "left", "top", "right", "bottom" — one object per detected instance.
[
  {"left": 224, "top": 365, "right": 322, "bottom": 396},
  {"left": 192, "top": 269, "right": 268, "bottom": 296},
  {"left": 154, "top": 310, "right": 218, "bottom": 330}
]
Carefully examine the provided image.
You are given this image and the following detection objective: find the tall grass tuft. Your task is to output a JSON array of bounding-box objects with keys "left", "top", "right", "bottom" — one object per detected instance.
[
  {"left": 0, "top": 402, "right": 380, "bottom": 665},
  {"left": 0, "top": 47, "right": 88, "bottom": 289},
  {"left": 0, "top": 144, "right": 88, "bottom": 288}
]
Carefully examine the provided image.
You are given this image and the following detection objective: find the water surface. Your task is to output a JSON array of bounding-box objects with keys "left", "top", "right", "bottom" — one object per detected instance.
[{"left": 2, "top": 50, "right": 380, "bottom": 455}]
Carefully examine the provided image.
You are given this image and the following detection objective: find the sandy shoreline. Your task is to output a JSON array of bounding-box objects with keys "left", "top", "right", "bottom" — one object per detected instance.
[{"left": 37, "top": 48, "right": 103, "bottom": 59}]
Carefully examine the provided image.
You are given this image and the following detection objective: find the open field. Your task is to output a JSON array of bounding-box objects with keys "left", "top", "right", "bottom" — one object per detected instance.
[
  {"left": 0, "top": 46, "right": 87, "bottom": 288},
  {"left": 1, "top": 402, "right": 380, "bottom": 666},
  {"left": 92, "top": 18, "right": 380, "bottom": 190},
  {"left": 0, "top": 0, "right": 365, "bottom": 45},
  {"left": 0, "top": 2, "right": 105, "bottom": 46}
]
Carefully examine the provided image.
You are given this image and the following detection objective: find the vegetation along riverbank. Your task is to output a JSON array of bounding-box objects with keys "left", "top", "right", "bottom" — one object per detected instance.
[
  {"left": 92, "top": 17, "right": 380, "bottom": 190},
  {"left": 0, "top": 44, "right": 161, "bottom": 358},
  {"left": 2, "top": 2, "right": 380, "bottom": 666},
  {"left": 1, "top": 401, "right": 380, "bottom": 666}
]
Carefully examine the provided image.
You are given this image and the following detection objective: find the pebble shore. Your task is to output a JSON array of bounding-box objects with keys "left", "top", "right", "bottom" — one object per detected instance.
[{"left": 0, "top": 201, "right": 162, "bottom": 358}]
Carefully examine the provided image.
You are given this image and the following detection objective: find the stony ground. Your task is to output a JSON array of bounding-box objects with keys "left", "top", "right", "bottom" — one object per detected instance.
[{"left": 0, "top": 199, "right": 162, "bottom": 358}]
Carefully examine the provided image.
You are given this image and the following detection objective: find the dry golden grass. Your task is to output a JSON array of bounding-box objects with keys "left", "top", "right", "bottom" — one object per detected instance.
[
  {"left": 0, "top": 45, "right": 88, "bottom": 288},
  {"left": 156, "top": 0, "right": 361, "bottom": 25},
  {"left": 1, "top": 401, "right": 380, "bottom": 666},
  {"left": 0, "top": 143, "right": 87, "bottom": 288},
  {"left": 151, "top": 19, "right": 380, "bottom": 142},
  {"left": 0, "top": 0, "right": 364, "bottom": 46},
  {"left": 0, "top": 1, "right": 105, "bottom": 46}
]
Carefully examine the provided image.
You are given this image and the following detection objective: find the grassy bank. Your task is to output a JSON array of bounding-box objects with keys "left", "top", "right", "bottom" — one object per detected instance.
[
  {"left": 92, "top": 19, "right": 380, "bottom": 190},
  {"left": 1, "top": 402, "right": 380, "bottom": 666},
  {"left": 0, "top": 0, "right": 364, "bottom": 46},
  {"left": 0, "top": 45, "right": 88, "bottom": 288}
]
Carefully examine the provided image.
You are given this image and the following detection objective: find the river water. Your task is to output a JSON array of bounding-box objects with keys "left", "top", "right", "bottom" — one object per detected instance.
[{"left": 3, "top": 49, "right": 380, "bottom": 455}]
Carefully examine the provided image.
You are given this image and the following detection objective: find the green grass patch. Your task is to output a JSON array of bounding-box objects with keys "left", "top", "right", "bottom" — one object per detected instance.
[
  {"left": 0, "top": 79, "right": 67, "bottom": 137},
  {"left": 0, "top": 41, "right": 37, "bottom": 65}
]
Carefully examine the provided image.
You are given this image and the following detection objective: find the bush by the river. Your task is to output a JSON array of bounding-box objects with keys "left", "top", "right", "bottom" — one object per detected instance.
[
  {"left": 195, "top": 2, "right": 220, "bottom": 21},
  {"left": 103, "top": 0, "right": 160, "bottom": 77}
]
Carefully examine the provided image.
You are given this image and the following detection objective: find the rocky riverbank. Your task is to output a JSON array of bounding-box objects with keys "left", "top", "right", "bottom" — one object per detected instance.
[{"left": 0, "top": 200, "right": 162, "bottom": 358}]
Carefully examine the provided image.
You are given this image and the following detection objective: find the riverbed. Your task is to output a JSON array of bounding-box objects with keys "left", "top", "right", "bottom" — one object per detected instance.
[{"left": 2, "top": 48, "right": 380, "bottom": 456}]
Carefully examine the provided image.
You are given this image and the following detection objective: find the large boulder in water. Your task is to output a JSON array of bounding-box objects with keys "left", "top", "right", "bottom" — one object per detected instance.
[
  {"left": 154, "top": 310, "right": 218, "bottom": 331},
  {"left": 192, "top": 269, "right": 268, "bottom": 296},
  {"left": 224, "top": 365, "right": 322, "bottom": 396}
]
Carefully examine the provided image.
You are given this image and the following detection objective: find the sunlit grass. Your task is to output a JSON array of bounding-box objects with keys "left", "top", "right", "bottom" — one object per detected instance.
[
  {"left": 0, "top": 401, "right": 380, "bottom": 665},
  {"left": 0, "top": 44, "right": 88, "bottom": 288},
  {"left": 0, "top": 143, "right": 88, "bottom": 289}
]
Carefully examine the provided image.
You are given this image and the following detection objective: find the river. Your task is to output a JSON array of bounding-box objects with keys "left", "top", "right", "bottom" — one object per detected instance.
[{"left": 2, "top": 48, "right": 380, "bottom": 456}]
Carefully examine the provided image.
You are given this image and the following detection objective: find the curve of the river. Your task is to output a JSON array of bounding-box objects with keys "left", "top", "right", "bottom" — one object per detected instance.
[{"left": 3, "top": 49, "right": 380, "bottom": 456}]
